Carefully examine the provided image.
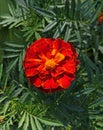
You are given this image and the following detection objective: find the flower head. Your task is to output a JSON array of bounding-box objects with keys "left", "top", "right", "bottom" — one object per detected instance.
[
  {"left": 23, "top": 38, "right": 79, "bottom": 93},
  {"left": 98, "top": 12, "right": 103, "bottom": 25}
]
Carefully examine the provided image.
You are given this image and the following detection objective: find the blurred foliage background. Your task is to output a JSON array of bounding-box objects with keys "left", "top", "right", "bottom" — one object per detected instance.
[{"left": 0, "top": 0, "right": 103, "bottom": 130}]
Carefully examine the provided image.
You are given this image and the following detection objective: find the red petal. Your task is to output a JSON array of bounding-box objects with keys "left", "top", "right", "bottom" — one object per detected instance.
[
  {"left": 23, "top": 59, "right": 41, "bottom": 69},
  {"left": 53, "top": 39, "right": 71, "bottom": 51},
  {"left": 60, "top": 48, "right": 73, "bottom": 57},
  {"left": 57, "top": 74, "right": 74, "bottom": 88},
  {"left": 37, "top": 65, "right": 46, "bottom": 74},
  {"left": 24, "top": 38, "right": 52, "bottom": 60},
  {"left": 43, "top": 78, "right": 58, "bottom": 89},
  {"left": 25, "top": 67, "right": 37, "bottom": 77},
  {"left": 62, "top": 59, "right": 76, "bottom": 74},
  {"left": 60, "top": 43, "right": 78, "bottom": 59},
  {"left": 37, "top": 65, "right": 50, "bottom": 79},
  {"left": 53, "top": 39, "right": 62, "bottom": 50},
  {"left": 29, "top": 76, "right": 42, "bottom": 87},
  {"left": 33, "top": 38, "right": 51, "bottom": 55},
  {"left": 51, "top": 66, "right": 64, "bottom": 77},
  {"left": 24, "top": 47, "right": 39, "bottom": 59}
]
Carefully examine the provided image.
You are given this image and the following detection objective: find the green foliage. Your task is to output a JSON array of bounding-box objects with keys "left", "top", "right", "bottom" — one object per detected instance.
[
  {"left": 0, "top": 0, "right": 103, "bottom": 130},
  {"left": 0, "top": 64, "right": 64, "bottom": 130}
]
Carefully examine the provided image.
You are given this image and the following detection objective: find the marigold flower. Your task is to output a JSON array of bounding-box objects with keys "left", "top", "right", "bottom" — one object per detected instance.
[
  {"left": 23, "top": 38, "right": 79, "bottom": 93},
  {"left": 98, "top": 12, "right": 103, "bottom": 25},
  {"left": 98, "top": 16, "right": 103, "bottom": 25}
]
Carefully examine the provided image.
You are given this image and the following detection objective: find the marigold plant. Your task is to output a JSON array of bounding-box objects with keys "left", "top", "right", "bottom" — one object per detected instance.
[
  {"left": 23, "top": 38, "right": 79, "bottom": 93},
  {"left": 0, "top": 0, "right": 103, "bottom": 129}
]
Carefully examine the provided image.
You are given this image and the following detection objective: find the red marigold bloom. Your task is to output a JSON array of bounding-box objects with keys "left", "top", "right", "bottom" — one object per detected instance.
[
  {"left": 98, "top": 12, "right": 103, "bottom": 25},
  {"left": 23, "top": 38, "right": 79, "bottom": 93},
  {"left": 98, "top": 16, "right": 103, "bottom": 25}
]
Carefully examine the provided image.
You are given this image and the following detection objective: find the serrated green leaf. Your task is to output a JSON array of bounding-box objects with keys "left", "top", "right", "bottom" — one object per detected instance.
[
  {"left": 23, "top": 29, "right": 33, "bottom": 37},
  {"left": 0, "top": 96, "right": 8, "bottom": 103},
  {"left": 16, "top": 0, "right": 28, "bottom": 10},
  {"left": 91, "top": 3, "right": 102, "bottom": 23},
  {"left": 18, "top": 112, "right": 26, "bottom": 128},
  {"left": 0, "top": 15, "right": 12, "bottom": 19},
  {"left": 12, "top": 87, "right": 24, "bottom": 97},
  {"left": 23, "top": 114, "right": 29, "bottom": 130},
  {"left": 3, "top": 48, "right": 22, "bottom": 52},
  {"left": 38, "top": 117, "right": 63, "bottom": 126},
  {"left": 97, "top": 122, "right": 103, "bottom": 127},
  {"left": 25, "top": 32, "right": 34, "bottom": 42},
  {"left": 18, "top": 53, "right": 23, "bottom": 71},
  {"left": 82, "top": 53, "right": 95, "bottom": 80},
  {"left": 0, "top": 17, "right": 12, "bottom": 25},
  {"left": 3, "top": 54, "right": 19, "bottom": 59},
  {"left": 80, "top": 0, "right": 89, "bottom": 8},
  {"left": 89, "top": 96, "right": 103, "bottom": 108},
  {"left": 75, "top": 30, "right": 81, "bottom": 43},
  {"left": 43, "top": 20, "right": 57, "bottom": 32},
  {"left": 20, "top": 92, "right": 29, "bottom": 103},
  {"left": 8, "top": 4, "right": 14, "bottom": 16},
  {"left": 4, "top": 42, "right": 24, "bottom": 48},
  {"left": 84, "top": 54, "right": 97, "bottom": 69},
  {"left": 6, "top": 121, "right": 10, "bottom": 130},
  {"left": 84, "top": 2, "right": 97, "bottom": 17},
  {"left": 6, "top": 58, "right": 18, "bottom": 72},
  {"left": 64, "top": 27, "right": 72, "bottom": 41},
  {"left": 5, "top": 84, "right": 15, "bottom": 96},
  {"left": 2, "top": 73, "right": 9, "bottom": 91},
  {"left": 35, "top": 32, "right": 41, "bottom": 40},
  {"left": 32, "top": 6, "right": 56, "bottom": 18},
  {"left": 30, "top": 116, "right": 37, "bottom": 130},
  {"left": 3, "top": 101, "right": 11, "bottom": 114},
  {"left": 35, "top": 118, "right": 43, "bottom": 130},
  {"left": 9, "top": 117, "right": 13, "bottom": 125},
  {"left": 9, "top": 20, "right": 21, "bottom": 29},
  {"left": 75, "top": 87, "right": 95, "bottom": 97},
  {"left": 53, "top": 22, "right": 66, "bottom": 38},
  {"left": 90, "top": 115, "right": 103, "bottom": 120},
  {"left": 99, "top": 46, "right": 103, "bottom": 54}
]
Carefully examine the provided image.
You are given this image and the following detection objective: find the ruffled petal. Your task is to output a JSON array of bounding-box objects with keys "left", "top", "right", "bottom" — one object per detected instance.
[
  {"left": 29, "top": 76, "right": 42, "bottom": 87},
  {"left": 57, "top": 74, "right": 74, "bottom": 88},
  {"left": 23, "top": 59, "right": 41, "bottom": 68},
  {"left": 53, "top": 39, "right": 62, "bottom": 50},
  {"left": 25, "top": 47, "right": 39, "bottom": 59},
  {"left": 62, "top": 59, "right": 76, "bottom": 74},
  {"left": 43, "top": 78, "right": 58, "bottom": 89},
  {"left": 25, "top": 67, "right": 37, "bottom": 77},
  {"left": 60, "top": 48, "right": 73, "bottom": 58},
  {"left": 37, "top": 64, "right": 46, "bottom": 74},
  {"left": 52, "top": 39, "right": 71, "bottom": 51},
  {"left": 37, "top": 64, "right": 50, "bottom": 79},
  {"left": 51, "top": 66, "right": 64, "bottom": 77},
  {"left": 33, "top": 38, "right": 51, "bottom": 56}
]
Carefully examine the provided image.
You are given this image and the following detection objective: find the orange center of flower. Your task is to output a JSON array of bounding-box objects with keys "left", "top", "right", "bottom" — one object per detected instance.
[
  {"left": 45, "top": 52, "right": 65, "bottom": 70},
  {"left": 45, "top": 59, "right": 56, "bottom": 70}
]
